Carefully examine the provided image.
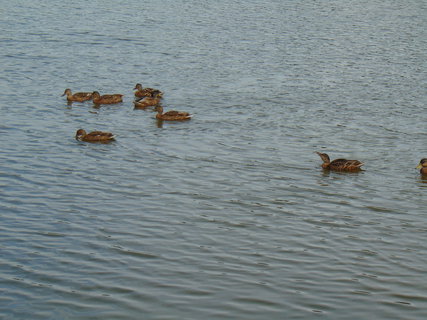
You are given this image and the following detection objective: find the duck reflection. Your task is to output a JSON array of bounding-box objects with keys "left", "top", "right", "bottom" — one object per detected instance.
[
  {"left": 417, "top": 174, "right": 427, "bottom": 186},
  {"left": 156, "top": 119, "right": 164, "bottom": 128},
  {"left": 319, "top": 168, "right": 364, "bottom": 177}
]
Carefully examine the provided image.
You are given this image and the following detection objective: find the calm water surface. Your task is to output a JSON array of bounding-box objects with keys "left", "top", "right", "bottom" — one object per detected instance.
[{"left": 1, "top": 0, "right": 427, "bottom": 319}]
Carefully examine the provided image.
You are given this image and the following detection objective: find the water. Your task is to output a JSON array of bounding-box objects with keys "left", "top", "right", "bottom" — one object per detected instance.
[{"left": 1, "top": 0, "right": 427, "bottom": 319}]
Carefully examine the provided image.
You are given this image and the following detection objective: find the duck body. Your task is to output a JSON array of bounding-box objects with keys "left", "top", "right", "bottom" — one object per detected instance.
[
  {"left": 75, "top": 129, "right": 115, "bottom": 142},
  {"left": 316, "top": 152, "right": 364, "bottom": 171},
  {"left": 62, "top": 89, "right": 93, "bottom": 102},
  {"left": 155, "top": 105, "right": 191, "bottom": 121},
  {"left": 416, "top": 158, "right": 427, "bottom": 175},
  {"left": 134, "top": 83, "right": 162, "bottom": 98},
  {"left": 92, "top": 91, "right": 123, "bottom": 104},
  {"left": 133, "top": 92, "right": 163, "bottom": 109}
]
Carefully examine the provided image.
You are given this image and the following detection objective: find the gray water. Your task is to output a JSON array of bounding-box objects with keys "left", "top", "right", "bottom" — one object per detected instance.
[{"left": 1, "top": 0, "right": 427, "bottom": 319}]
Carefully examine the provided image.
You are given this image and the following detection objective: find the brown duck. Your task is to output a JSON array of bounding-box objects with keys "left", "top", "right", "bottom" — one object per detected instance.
[
  {"left": 316, "top": 152, "right": 364, "bottom": 171},
  {"left": 92, "top": 91, "right": 123, "bottom": 104},
  {"left": 62, "top": 89, "right": 93, "bottom": 102},
  {"left": 155, "top": 105, "right": 191, "bottom": 121},
  {"left": 133, "top": 92, "right": 163, "bottom": 109},
  {"left": 75, "top": 129, "right": 115, "bottom": 142},
  {"left": 416, "top": 158, "right": 427, "bottom": 175},
  {"left": 134, "top": 83, "right": 163, "bottom": 98}
]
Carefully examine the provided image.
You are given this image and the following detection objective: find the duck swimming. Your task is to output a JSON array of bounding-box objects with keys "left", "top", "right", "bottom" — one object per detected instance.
[
  {"left": 134, "top": 83, "right": 163, "bottom": 98},
  {"left": 316, "top": 152, "right": 364, "bottom": 171},
  {"left": 155, "top": 105, "right": 191, "bottom": 121},
  {"left": 416, "top": 158, "right": 427, "bottom": 175},
  {"left": 62, "top": 89, "right": 93, "bottom": 102},
  {"left": 92, "top": 91, "right": 123, "bottom": 104},
  {"left": 75, "top": 129, "right": 115, "bottom": 142},
  {"left": 133, "top": 92, "right": 163, "bottom": 109}
]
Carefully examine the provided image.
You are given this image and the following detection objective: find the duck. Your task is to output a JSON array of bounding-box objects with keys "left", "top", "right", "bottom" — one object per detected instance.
[
  {"left": 92, "top": 91, "right": 123, "bottom": 104},
  {"left": 155, "top": 105, "right": 191, "bottom": 121},
  {"left": 62, "top": 89, "right": 93, "bottom": 102},
  {"left": 316, "top": 152, "right": 364, "bottom": 171},
  {"left": 416, "top": 159, "right": 427, "bottom": 175},
  {"left": 133, "top": 92, "right": 163, "bottom": 109},
  {"left": 75, "top": 129, "right": 115, "bottom": 142},
  {"left": 134, "top": 83, "right": 163, "bottom": 98}
]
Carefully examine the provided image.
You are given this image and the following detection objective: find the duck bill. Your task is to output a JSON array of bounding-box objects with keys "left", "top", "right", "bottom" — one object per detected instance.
[{"left": 416, "top": 164, "right": 422, "bottom": 169}]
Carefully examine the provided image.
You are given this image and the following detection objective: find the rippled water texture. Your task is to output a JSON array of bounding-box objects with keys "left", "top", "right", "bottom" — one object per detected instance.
[{"left": 1, "top": 0, "right": 427, "bottom": 319}]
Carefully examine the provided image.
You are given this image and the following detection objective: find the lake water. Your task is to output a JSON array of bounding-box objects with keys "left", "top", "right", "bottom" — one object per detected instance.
[{"left": 1, "top": 0, "right": 427, "bottom": 319}]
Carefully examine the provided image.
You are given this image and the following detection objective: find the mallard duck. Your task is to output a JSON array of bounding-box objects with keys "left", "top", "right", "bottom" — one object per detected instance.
[
  {"left": 133, "top": 92, "right": 163, "bottom": 109},
  {"left": 92, "top": 91, "right": 123, "bottom": 104},
  {"left": 134, "top": 83, "right": 163, "bottom": 98},
  {"left": 75, "top": 129, "right": 115, "bottom": 142},
  {"left": 416, "top": 159, "right": 427, "bottom": 175},
  {"left": 155, "top": 105, "right": 191, "bottom": 121},
  {"left": 316, "top": 152, "right": 364, "bottom": 171},
  {"left": 62, "top": 89, "right": 93, "bottom": 102}
]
